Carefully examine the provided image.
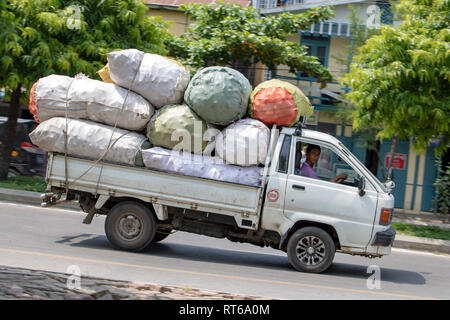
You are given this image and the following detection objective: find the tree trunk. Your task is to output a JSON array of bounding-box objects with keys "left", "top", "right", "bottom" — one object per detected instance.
[
  {"left": 0, "top": 84, "right": 22, "bottom": 180},
  {"left": 385, "top": 136, "right": 398, "bottom": 182}
]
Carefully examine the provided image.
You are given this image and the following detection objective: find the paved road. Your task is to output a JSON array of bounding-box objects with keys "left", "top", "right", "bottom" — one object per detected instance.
[{"left": 1, "top": 201, "right": 449, "bottom": 300}]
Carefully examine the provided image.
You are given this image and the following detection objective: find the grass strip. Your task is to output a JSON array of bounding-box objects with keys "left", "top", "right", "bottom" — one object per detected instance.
[
  {"left": 392, "top": 222, "right": 450, "bottom": 241},
  {"left": 0, "top": 176, "right": 46, "bottom": 193}
]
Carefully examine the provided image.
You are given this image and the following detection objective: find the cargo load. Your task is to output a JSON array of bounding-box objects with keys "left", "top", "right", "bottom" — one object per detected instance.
[
  {"left": 97, "top": 64, "right": 116, "bottom": 84},
  {"left": 146, "top": 104, "right": 210, "bottom": 154},
  {"left": 29, "top": 117, "right": 149, "bottom": 166},
  {"left": 215, "top": 119, "right": 270, "bottom": 167},
  {"left": 29, "top": 74, "right": 154, "bottom": 132},
  {"left": 184, "top": 66, "right": 252, "bottom": 126},
  {"left": 107, "top": 49, "right": 190, "bottom": 108},
  {"left": 249, "top": 79, "right": 314, "bottom": 126},
  {"left": 142, "top": 147, "right": 263, "bottom": 187}
]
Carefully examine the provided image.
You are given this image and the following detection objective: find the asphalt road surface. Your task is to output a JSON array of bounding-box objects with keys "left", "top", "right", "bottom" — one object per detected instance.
[{"left": 0, "top": 201, "right": 449, "bottom": 300}]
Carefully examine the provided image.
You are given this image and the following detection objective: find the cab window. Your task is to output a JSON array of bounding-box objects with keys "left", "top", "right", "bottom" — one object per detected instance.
[{"left": 292, "top": 139, "right": 361, "bottom": 187}]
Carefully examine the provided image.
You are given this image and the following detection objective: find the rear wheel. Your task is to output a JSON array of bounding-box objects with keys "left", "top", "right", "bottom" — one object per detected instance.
[
  {"left": 287, "top": 227, "right": 335, "bottom": 273},
  {"left": 105, "top": 201, "right": 156, "bottom": 252}
]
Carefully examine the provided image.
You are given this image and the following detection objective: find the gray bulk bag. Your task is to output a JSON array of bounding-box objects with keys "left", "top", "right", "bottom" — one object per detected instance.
[
  {"left": 29, "top": 74, "right": 154, "bottom": 132},
  {"left": 29, "top": 117, "right": 148, "bottom": 166},
  {"left": 215, "top": 118, "right": 270, "bottom": 167},
  {"left": 142, "top": 147, "right": 263, "bottom": 187},
  {"left": 107, "top": 49, "right": 190, "bottom": 108}
]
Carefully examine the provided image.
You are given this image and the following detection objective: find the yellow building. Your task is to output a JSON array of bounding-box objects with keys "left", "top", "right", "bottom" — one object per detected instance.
[{"left": 146, "top": 0, "right": 251, "bottom": 36}]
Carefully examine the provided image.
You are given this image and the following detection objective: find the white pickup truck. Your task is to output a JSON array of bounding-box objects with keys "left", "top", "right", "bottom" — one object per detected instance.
[{"left": 42, "top": 125, "right": 396, "bottom": 273}]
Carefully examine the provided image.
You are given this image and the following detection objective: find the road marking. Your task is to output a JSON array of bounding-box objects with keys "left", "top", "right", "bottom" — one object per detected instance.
[
  {"left": 0, "top": 247, "right": 438, "bottom": 300},
  {"left": 0, "top": 201, "right": 82, "bottom": 214}
]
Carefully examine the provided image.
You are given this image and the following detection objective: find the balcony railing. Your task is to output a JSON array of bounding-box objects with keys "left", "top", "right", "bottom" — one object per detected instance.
[
  {"left": 273, "top": 74, "right": 351, "bottom": 110},
  {"left": 257, "top": 0, "right": 348, "bottom": 10}
]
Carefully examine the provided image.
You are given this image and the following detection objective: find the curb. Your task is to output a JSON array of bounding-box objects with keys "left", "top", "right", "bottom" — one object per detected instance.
[
  {"left": 393, "top": 235, "right": 450, "bottom": 255},
  {"left": 0, "top": 187, "right": 449, "bottom": 255},
  {"left": 0, "top": 187, "right": 80, "bottom": 211}
]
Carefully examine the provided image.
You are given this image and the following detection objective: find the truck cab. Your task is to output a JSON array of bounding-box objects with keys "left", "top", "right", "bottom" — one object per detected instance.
[{"left": 262, "top": 127, "right": 395, "bottom": 272}]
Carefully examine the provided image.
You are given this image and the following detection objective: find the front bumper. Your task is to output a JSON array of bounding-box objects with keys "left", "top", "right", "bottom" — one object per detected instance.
[{"left": 372, "top": 226, "right": 396, "bottom": 247}]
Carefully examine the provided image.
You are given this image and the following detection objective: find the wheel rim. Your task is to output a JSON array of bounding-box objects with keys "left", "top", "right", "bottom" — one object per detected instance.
[
  {"left": 296, "top": 236, "right": 326, "bottom": 266},
  {"left": 117, "top": 213, "right": 142, "bottom": 241}
]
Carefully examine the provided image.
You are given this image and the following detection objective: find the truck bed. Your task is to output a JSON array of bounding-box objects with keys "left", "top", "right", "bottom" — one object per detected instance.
[{"left": 46, "top": 153, "right": 264, "bottom": 220}]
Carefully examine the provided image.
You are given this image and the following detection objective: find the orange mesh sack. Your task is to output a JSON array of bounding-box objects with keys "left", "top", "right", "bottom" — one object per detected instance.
[
  {"left": 29, "top": 80, "right": 40, "bottom": 122},
  {"left": 249, "top": 79, "right": 313, "bottom": 126}
]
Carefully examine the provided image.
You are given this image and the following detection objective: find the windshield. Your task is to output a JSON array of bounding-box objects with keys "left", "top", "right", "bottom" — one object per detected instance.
[{"left": 338, "top": 142, "right": 387, "bottom": 192}]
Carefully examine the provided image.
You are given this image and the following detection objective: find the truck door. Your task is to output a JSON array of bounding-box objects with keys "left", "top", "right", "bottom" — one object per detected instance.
[
  {"left": 261, "top": 135, "right": 291, "bottom": 232},
  {"left": 283, "top": 138, "right": 378, "bottom": 249}
]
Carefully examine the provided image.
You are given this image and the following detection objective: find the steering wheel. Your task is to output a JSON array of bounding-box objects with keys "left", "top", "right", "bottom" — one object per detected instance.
[{"left": 336, "top": 177, "right": 345, "bottom": 184}]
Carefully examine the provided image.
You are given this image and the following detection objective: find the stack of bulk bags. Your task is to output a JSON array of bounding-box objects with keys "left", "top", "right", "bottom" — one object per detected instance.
[
  {"left": 107, "top": 49, "right": 190, "bottom": 108},
  {"left": 249, "top": 79, "right": 313, "bottom": 126},
  {"left": 29, "top": 74, "right": 154, "bottom": 131},
  {"left": 184, "top": 66, "right": 252, "bottom": 126},
  {"left": 215, "top": 119, "right": 270, "bottom": 167}
]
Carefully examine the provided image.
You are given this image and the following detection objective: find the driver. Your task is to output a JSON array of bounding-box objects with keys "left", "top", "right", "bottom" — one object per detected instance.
[{"left": 300, "top": 144, "right": 348, "bottom": 183}]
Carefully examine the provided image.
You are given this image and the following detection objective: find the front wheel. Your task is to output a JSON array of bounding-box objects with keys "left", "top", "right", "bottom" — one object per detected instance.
[
  {"left": 287, "top": 227, "right": 335, "bottom": 273},
  {"left": 105, "top": 201, "right": 156, "bottom": 252}
]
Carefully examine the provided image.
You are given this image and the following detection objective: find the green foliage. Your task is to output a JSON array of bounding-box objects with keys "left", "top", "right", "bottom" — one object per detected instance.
[
  {"left": 432, "top": 159, "right": 450, "bottom": 216},
  {"left": 391, "top": 222, "right": 450, "bottom": 240},
  {"left": 0, "top": 0, "right": 170, "bottom": 96},
  {"left": 0, "top": 175, "right": 46, "bottom": 192},
  {"left": 166, "top": 1, "right": 335, "bottom": 85},
  {"left": 343, "top": 0, "right": 450, "bottom": 156}
]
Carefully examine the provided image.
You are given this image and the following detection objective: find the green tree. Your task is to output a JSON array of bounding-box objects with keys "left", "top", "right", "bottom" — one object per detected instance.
[
  {"left": 0, "top": 0, "right": 170, "bottom": 180},
  {"left": 166, "top": 1, "right": 335, "bottom": 86},
  {"left": 432, "top": 159, "right": 450, "bottom": 219},
  {"left": 343, "top": 0, "right": 450, "bottom": 159},
  {"left": 330, "top": 5, "right": 387, "bottom": 178}
]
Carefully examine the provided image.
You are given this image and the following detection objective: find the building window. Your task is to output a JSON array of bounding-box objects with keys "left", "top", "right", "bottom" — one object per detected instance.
[
  {"left": 263, "top": 67, "right": 272, "bottom": 81},
  {"left": 377, "top": 0, "right": 393, "bottom": 24},
  {"left": 299, "top": 35, "right": 330, "bottom": 79}
]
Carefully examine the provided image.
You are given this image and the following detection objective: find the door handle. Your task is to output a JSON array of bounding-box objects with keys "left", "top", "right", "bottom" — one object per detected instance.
[{"left": 292, "top": 184, "right": 305, "bottom": 190}]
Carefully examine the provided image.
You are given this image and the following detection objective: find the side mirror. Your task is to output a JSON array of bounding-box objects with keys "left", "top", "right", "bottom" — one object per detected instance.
[
  {"left": 358, "top": 176, "right": 366, "bottom": 197},
  {"left": 386, "top": 167, "right": 393, "bottom": 182}
]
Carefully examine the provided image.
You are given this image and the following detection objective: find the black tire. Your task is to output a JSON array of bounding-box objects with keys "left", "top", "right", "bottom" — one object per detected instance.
[
  {"left": 105, "top": 201, "right": 156, "bottom": 252},
  {"left": 287, "top": 226, "right": 335, "bottom": 273},
  {"left": 151, "top": 231, "right": 171, "bottom": 243}
]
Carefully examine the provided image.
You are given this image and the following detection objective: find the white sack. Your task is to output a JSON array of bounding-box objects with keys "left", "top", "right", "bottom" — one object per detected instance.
[
  {"left": 29, "top": 117, "right": 147, "bottom": 165},
  {"left": 31, "top": 74, "right": 154, "bottom": 131},
  {"left": 142, "top": 147, "right": 263, "bottom": 187},
  {"left": 215, "top": 119, "right": 270, "bottom": 167},
  {"left": 107, "top": 49, "right": 190, "bottom": 108}
]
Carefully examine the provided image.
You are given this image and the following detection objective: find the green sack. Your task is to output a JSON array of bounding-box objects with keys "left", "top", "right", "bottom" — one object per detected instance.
[
  {"left": 184, "top": 66, "right": 252, "bottom": 126},
  {"left": 134, "top": 139, "right": 153, "bottom": 167},
  {"left": 146, "top": 104, "right": 208, "bottom": 154}
]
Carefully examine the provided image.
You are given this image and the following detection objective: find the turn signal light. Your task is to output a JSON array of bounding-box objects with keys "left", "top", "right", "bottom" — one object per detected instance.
[
  {"left": 380, "top": 208, "right": 392, "bottom": 225},
  {"left": 11, "top": 151, "right": 18, "bottom": 157}
]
